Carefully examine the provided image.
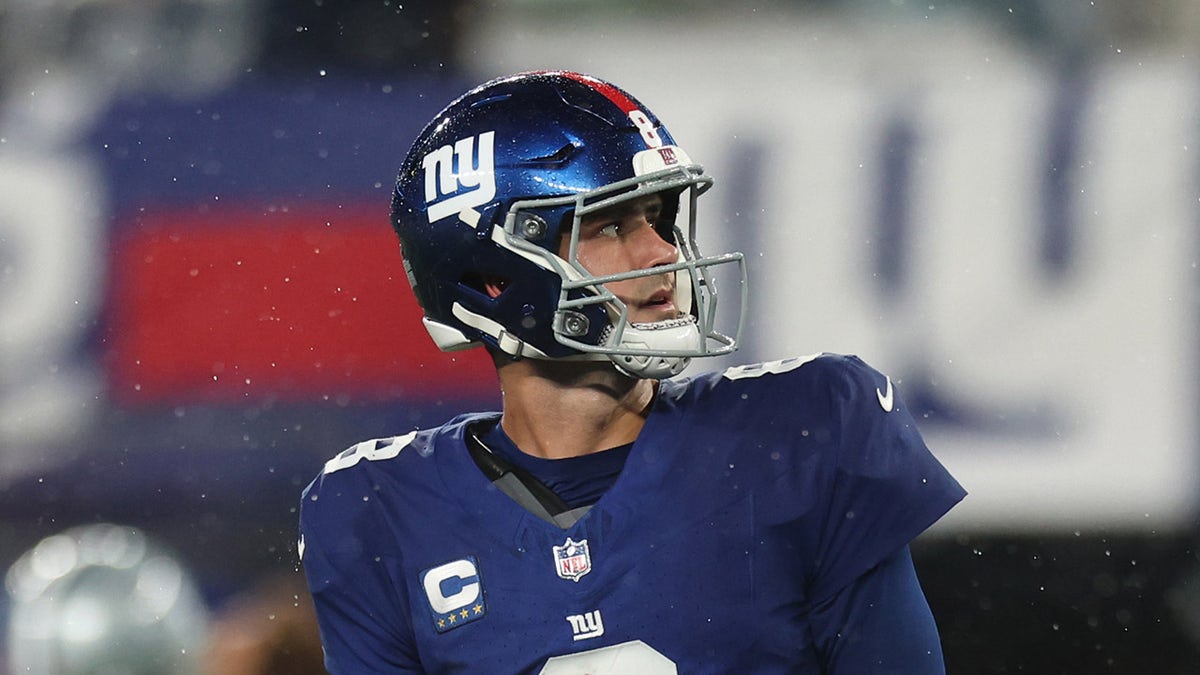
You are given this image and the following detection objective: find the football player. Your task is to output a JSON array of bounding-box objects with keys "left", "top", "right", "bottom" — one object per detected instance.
[{"left": 299, "top": 70, "right": 966, "bottom": 673}]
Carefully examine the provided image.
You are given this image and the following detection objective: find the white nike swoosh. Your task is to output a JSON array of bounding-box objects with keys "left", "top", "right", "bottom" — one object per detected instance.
[{"left": 876, "top": 377, "right": 894, "bottom": 412}]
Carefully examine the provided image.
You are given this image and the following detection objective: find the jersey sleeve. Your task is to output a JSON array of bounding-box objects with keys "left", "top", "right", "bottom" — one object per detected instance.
[
  {"left": 806, "top": 354, "right": 966, "bottom": 605},
  {"left": 299, "top": 465, "right": 423, "bottom": 674},
  {"left": 810, "top": 545, "right": 947, "bottom": 674}
]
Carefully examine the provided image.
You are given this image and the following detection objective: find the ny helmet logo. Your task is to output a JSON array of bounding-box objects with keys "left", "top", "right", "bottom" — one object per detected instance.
[{"left": 422, "top": 131, "right": 497, "bottom": 225}]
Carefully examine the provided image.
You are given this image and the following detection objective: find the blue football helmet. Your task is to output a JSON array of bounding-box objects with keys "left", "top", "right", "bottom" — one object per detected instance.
[{"left": 391, "top": 70, "right": 746, "bottom": 378}]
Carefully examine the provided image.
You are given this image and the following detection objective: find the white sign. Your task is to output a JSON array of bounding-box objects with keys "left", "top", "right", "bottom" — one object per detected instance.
[{"left": 476, "top": 15, "right": 1200, "bottom": 532}]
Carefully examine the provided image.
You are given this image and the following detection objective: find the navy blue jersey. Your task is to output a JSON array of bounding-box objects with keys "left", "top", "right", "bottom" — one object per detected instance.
[{"left": 299, "top": 354, "right": 966, "bottom": 673}]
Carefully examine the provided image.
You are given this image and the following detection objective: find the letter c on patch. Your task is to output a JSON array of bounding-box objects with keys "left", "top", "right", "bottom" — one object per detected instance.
[{"left": 422, "top": 558, "right": 480, "bottom": 615}]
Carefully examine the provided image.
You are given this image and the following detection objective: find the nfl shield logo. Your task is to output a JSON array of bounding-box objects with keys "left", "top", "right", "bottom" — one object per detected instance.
[{"left": 553, "top": 537, "right": 592, "bottom": 582}]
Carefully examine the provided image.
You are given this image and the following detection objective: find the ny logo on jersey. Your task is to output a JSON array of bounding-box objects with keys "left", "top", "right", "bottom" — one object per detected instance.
[
  {"left": 553, "top": 537, "right": 592, "bottom": 582},
  {"left": 420, "top": 557, "right": 487, "bottom": 633},
  {"left": 422, "top": 131, "right": 496, "bottom": 225},
  {"left": 566, "top": 609, "right": 604, "bottom": 641}
]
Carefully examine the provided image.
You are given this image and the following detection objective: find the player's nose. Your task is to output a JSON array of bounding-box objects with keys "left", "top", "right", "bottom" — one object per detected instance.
[{"left": 633, "top": 221, "right": 677, "bottom": 270}]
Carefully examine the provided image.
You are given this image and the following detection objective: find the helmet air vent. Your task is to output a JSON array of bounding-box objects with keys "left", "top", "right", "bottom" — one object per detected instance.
[{"left": 520, "top": 142, "right": 579, "bottom": 166}]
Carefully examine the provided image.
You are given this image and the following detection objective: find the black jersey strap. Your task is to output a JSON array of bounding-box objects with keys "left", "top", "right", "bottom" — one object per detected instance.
[{"left": 465, "top": 423, "right": 590, "bottom": 530}]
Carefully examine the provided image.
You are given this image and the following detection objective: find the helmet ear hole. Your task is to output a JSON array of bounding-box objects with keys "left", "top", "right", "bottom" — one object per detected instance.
[
  {"left": 460, "top": 273, "right": 509, "bottom": 300},
  {"left": 483, "top": 277, "right": 509, "bottom": 299}
]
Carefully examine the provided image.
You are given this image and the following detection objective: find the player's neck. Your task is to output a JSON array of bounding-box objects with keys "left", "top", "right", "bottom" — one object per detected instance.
[{"left": 494, "top": 358, "right": 655, "bottom": 460}]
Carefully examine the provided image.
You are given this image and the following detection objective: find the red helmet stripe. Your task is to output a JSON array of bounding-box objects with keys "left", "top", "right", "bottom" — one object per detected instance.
[{"left": 555, "top": 71, "right": 640, "bottom": 114}]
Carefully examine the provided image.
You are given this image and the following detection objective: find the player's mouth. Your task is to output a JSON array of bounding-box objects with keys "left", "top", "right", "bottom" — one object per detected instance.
[{"left": 636, "top": 289, "right": 679, "bottom": 319}]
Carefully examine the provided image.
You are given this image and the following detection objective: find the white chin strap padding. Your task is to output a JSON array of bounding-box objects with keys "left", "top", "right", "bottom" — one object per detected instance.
[
  {"left": 612, "top": 353, "right": 692, "bottom": 380},
  {"left": 608, "top": 316, "right": 701, "bottom": 379}
]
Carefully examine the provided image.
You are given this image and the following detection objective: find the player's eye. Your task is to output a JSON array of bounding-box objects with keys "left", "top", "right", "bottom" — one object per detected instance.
[{"left": 598, "top": 223, "right": 620, "bottom": 238}]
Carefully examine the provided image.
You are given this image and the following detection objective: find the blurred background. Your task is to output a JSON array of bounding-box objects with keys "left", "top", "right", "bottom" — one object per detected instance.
[{"left": 1, "top": 0, "right": 1199, "bottom": 672}]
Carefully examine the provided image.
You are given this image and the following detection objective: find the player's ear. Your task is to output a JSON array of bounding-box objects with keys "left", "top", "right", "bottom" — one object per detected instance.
[{"left": 483, "top": 276, "right": 508, "bottom": 299}]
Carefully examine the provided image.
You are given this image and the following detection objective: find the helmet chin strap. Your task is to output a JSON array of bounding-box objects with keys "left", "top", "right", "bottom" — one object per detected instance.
[
  {"left": 604, "top": 315, "right": 701, "bottom": 379},
  {"left": 449, "top": 298, "right": 703, "bottom": 380},
  {"left": 450, "top": 302, "right": 552, "bottom": 359}
]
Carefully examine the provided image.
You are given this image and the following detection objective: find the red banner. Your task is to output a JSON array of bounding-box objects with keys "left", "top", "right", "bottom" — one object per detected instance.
[{"left": 105, "top": 203, "right": 495, "bottom": 404}]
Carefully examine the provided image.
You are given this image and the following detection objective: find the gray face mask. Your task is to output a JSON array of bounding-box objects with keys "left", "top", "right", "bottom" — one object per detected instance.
[{"left": 484, "top": 164, "right": 748, "bottom": 379}]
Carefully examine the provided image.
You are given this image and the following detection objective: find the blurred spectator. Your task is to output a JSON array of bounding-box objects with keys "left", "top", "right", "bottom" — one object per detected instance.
[
  {"left": 5, "top": 524, "right": 209, "bottom": 675},
  {"left": 5, "top": 524, "right": 325, "bottom": 674},
  {"left": 204, "top": 571, "right": 324, "bottom": 675}
]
